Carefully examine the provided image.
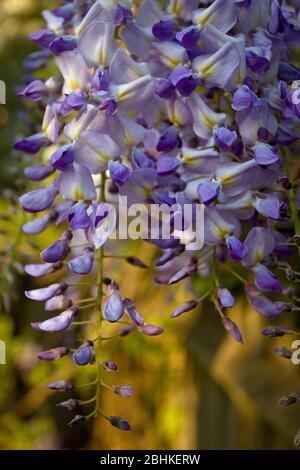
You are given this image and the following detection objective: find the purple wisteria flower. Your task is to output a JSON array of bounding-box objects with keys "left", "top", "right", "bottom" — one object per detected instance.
[{"left": 15, "top": 0, "right": 300, "bottom": 440}]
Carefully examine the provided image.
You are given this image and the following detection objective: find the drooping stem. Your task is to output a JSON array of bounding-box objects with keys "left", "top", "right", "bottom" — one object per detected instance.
[
  {"left": 223, "top": 265, "right": 248, "bottom": 285},
  {"left": 94, "top": 171, "right": 106, "bottom": 417}
]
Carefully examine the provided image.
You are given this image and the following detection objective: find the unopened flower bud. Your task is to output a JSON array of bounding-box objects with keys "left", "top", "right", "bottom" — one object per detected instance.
[{"left": 108, "top": 416, "right": 131, "bottom": 431}]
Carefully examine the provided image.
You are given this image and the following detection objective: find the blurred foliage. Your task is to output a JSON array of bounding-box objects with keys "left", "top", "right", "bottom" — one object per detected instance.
[{"left": 0, "top": 0, "right": 300, "bottom": 451}]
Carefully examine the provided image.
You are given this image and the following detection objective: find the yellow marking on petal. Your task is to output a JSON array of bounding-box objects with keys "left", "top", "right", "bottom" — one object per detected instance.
[
  {"left": 44, "top": 128, "right": 51, "bottom": 139},
  {"left": 254, "top": 251, "right": 263, "bottom": 264},
  {"left": 143, "top": 187, "right": 152, "bottom": 199},
  {"left": 215, "top": 226, "right": 230, "bottom": 239},
  {"left": 171, "top": 57, "right": 183, "bottom": 67},
  {"left": 42, "top": 122, "right": 54, "bottom": 140},
  {"left": 98, "top": 150, "right": 111, "bottom": 160},
  {"left": 116, "top": 88, "right": 130, "bottom": 102},
  {"left": 169, "top": 109, "right": 181, "bottom": 126},
  {"left": 123, "top": 133, "right": 135, "bottom": 147},
  {"left": 198, "top": 61, "right": 215, "bottom": 78},
  {"left": 68, "top": 79, "right": 81, "bottom": 91},
  {"left": 197, "top": 12, "right": 212, "bottom": 27},
  {"left": 218, "top": 174, "right": 237, "bottom": 186},
  {"left": 201, "top": 112, "right": 218, "bottom": 130},
  {"left": 72, "top": 187, "right": 85, "bottom": 201},
  {"left": 136, "top": 69, "right": 145, "bottom": 78},
  {"left": 72, "top": 129, "right": 80, "bottom": 141},
  {"left": 158, "top": 110, "right": 166, "bottom": 123},
  {"left": 173, "top": 113, "right": 181, "bottom": 126},
  {"left": 96, "top": 49, "right": 107, "bottom": 67},
  {"left": 171, "top": 0, "right": 181, "bottom": 16}
]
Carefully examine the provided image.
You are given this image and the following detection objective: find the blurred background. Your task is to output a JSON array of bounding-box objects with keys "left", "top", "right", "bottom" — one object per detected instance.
[{"left": 0, "top": 0, "right": 300, "bottom": 451}]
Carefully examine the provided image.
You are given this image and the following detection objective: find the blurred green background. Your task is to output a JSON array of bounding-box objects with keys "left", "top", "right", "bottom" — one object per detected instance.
[{"left": 0, "top": 0, "right": 300, "bottom": 450}]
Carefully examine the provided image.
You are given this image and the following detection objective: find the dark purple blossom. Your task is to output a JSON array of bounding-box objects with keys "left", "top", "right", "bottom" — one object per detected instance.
[
  {"left": 31, "top": 306, "right": 78, "bottom": 332},
  {"left": 28, "top": 29, "right": 56, "bottom": 48},
  {"left": 109, "top": 161, "right": 132, "bottom": 186},
  {"left": 25, "top": 282, "right": 67, "bottom": 302},
  {"left": 141, "top": 324, "right": 164, "bottom": 336},
  {"left": 176, "top": 26, "right": 201, "bottom": 51},
  {"left": 41, "top": 231, "right": 72, "bottom": 263},
  {"left": 157, "top": 155, "right": 180, "bottom": 176},
  {"left": 124, "top": 298, "right": 144, "bottom": 327},
  {"left": 226, "top": 236, "right": 248, "bottom": 262},
  {"left": 22, "top": 211, "right": 56, "bottom": 235},
  {"left": 18, "top": 80, "right": 48, "bottom": 101},
  {"left": 24, "top": 165, "right": 54, "bottom": 181},
  {"left": 49, "top": 35, "right": 76, "bottom": 55},
  {"left": 68, "top": 248, "right": 94, "bottom": 275},
  {"left": 109, "top": 416, "right": 131, "bottom": 431},
  {"left": 218, "top": 288, "right": 236, "bottom": 308},
  {"left": 253, "top": 143, "right": 280, "bottom": 165},
  {"left": 14, "top": 133, "right": 48, "bottom": 154},
  {"left": 262, "top": 326, "right": 297, "bottom": 337},
  {"left": 152, "top": 17, "right": 175, "bottom": 41},
  {"left": 47, "top": 381, "right": 75, "bottom": 391},
  {"left": 113, "top": 4, "right": 133, "bottom": 26},
  {"left": 214, "top": 127, "right": 237, "bottom": 152},
  {"left": 171, "top": 300, "right": 198, "bottom": 318},
  {"left": 72, "top": 341, "right": 94, "bottom": 366},
  {"left": 68, "top": 415, "right": 85, "bottom": 426},
  {"left": 114, "top": 385, "right": 134, "bottom": 397},
  {"left": 103, "top": 284, "right": 124, "bottom": 323},
  {"left": 125, "top": 256, "right": 148, "bottom": 269},
  {"left": 169, "top": 66, "right": 199, "bottom": 96},
  {"left": 102, "top": 361, "right": 118, "bottom": 372},
  {"left": 157, "top": 126, "right": 181, "bottom": 152},
  {"left": 222, "top": 317, "right": 244, "bottom": 344},
  {"left": 37, "top": 347, "right": 69, "bottom": 361},
  {"left": 198, "top": 180, "right": 220, "bottom": 206},
  {"left": 56, "top": 399, "right": 79, "bottom": 410},
  {"left": 19, "top": 186, "right": 57, "bottom": 213},
  {"left": 25, "top": 262, "right": 62, "bottom": 277},
  {"left": 254, "top": 264, "right": 282, "bottom": 292}
]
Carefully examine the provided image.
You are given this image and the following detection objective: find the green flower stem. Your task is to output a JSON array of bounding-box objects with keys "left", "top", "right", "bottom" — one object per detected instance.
[
  {"left": 75, "top": 303, "right": 97, "bottom": 310},
  {"left": 79, "top": 396, "right": 96, "bottom": 405},
  {"left": 94, "top": 171, "right": 106, "bottom": 418},
  {"left": 224, "top": 265, "right": 248, "bottom": 284},
  {"left": 67, "top": 282, "right": 98, "bottom": 287},
  {"left": 103, "top": 254, "right": 127, "bottom": 259},
  {"left": 212, "top": 297, "right": 225, "bottom": 319},
  {"left": 75, "top": 297, "right": 97, "bottom": 304},
  {"left": 78, "top": 381, "right": 97, "bottom": 388},
  {"left": 196, "top": 288, "right": 212, "bottom": 303},
  {"left": 101, "top": 335, "right": 122, "bottom": 341},
  {"left": 101, "top": 382, "right": 114, "bottom": 391}
]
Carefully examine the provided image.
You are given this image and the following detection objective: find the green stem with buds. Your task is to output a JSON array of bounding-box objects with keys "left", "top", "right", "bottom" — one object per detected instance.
[{"left": 94, "top": 171, "right": 106, "bottom": 418}]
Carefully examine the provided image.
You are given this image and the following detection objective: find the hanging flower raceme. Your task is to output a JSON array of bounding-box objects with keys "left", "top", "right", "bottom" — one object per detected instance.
[{"left": 15, "top": 0, "right": 300, "bottom": 441}]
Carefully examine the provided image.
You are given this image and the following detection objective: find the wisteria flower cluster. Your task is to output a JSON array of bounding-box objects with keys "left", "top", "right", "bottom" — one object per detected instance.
[{"left": 15, "top": 0, "right": 300, "bottom": 437}]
